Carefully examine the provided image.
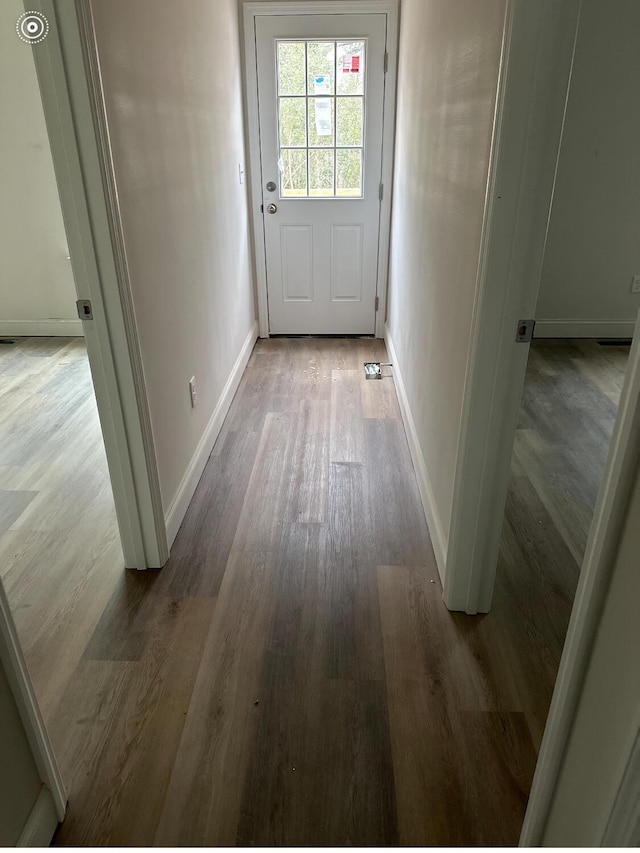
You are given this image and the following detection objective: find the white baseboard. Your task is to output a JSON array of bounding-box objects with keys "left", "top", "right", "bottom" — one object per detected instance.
[
  {"left": 0, "top": 320, "right": 83, "bottom": 337},
  {"left": 384, "top": 324, "right": 447, "bottom": 582},
  {"left": 164, "top": 321, "right": 258, "bottom": 547},
  {"left": 535, "top": 319, "right": 636, "bottom": 339},
  {"left": 17, "top": 786, "right": 61, "bottom": 847}
]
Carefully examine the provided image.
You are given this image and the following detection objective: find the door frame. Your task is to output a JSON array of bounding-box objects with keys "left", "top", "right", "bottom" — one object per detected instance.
[
  {"left": 26, "top": 0, "right": 168, "bottom": 568},
  {"left": 242, "top": 0, "right": 399, "bottom": 339},
  {"left": 442, "top": 0, "right": 583, "bottom": 613}
]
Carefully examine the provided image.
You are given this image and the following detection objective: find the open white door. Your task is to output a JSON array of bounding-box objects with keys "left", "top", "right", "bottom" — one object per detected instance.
[
  {"left": 26, "top": 0, "right": 168, "bottom": 569},
  {"left": 442, "top": 0, "right": 583, "bottom": 613}
]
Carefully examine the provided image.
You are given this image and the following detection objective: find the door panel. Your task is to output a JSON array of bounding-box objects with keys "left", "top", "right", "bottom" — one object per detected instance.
[
  {"left": 256, "top": 14, "right": 386, "bottom": 334},
  {"left": 281, "top": 224, "right": 313, "bottom": 301},
  {"left": 331, "top": 224, "right": 363, "bottom": 302}
]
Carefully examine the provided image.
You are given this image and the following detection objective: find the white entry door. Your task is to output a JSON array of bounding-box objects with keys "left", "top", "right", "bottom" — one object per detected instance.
[{"left": 255, "top": 14, "right": 387, "bottom": 334}]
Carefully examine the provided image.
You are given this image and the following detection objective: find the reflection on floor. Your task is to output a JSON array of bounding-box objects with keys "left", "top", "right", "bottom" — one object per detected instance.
[
  {"left": 0, "top": 336, "right": 629, "bottom": 846},
  {"left": 0, "top": 337, "right": 122, "bottom": 718}
]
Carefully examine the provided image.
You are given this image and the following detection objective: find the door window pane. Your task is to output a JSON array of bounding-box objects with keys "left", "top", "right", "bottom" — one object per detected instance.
[
  {"left": 337, "top": 42, "right": 365, "bottom": 95},
  {"left": 278, "top": 42, "right": 306, "bottom": 95},
  {"left": 279, "top": 98, "right": 307, "bottom": 147},
  {"left": 276, "top": 39, "right": 365, "bottom": 198},
  {"left": 307, "top": 42, "right": 335, "bottom": 94},
  {"left": 280, "top": 149, "right": 307, "bottom": 197},
  {"left": 308, "top": 98, "right": 335, "bottom": 146},
  {"left": 336, "top": 97, "right": 363, "bottom": 147},
  {"left": 309, "top": 149, "right": 334, "bottom": 196},
  {"left": 336, "top": 149, "right": 362, "bottom": 196}
]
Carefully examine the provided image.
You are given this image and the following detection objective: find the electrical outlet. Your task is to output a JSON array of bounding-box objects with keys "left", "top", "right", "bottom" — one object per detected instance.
[
  {"left": 631, "top": 275, "right": 640, "bottom": 294},
  {"left": 189, "top": 376, "right": 197, "bottom": 408}
]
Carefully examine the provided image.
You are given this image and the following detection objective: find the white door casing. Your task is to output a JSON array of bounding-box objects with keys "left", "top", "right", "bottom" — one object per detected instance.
[{"left": 244, "top": 2, "right": 399, "bottom": 338}]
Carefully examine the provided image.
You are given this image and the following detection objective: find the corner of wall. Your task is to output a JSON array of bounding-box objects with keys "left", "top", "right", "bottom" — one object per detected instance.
[
  {"left": 384, "top": 323, "right": 448, "bottom": 581},
  {"left": 164, "top": 320, "right": 258, "bottom": 546}
]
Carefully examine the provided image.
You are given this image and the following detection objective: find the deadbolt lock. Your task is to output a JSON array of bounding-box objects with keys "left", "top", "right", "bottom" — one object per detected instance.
[{"left": 266, "top": 181, "right": 277, "bottom": 192}]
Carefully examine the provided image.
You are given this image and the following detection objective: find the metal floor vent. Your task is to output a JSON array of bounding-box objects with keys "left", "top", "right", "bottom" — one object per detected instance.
[
  {"left": 364, "top": 362, "right": 393, "bottom": 379},
  {"left": 596, "top": 339, "right": 632, "bottom": 347},
  {"left": 0, "top": 339, "right": 16, "bottom": 345}
]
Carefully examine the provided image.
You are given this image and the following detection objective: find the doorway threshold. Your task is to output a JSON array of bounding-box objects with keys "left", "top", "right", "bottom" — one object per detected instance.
[{"left": 269, "top": 334, "right": 376, "bottom": 339}]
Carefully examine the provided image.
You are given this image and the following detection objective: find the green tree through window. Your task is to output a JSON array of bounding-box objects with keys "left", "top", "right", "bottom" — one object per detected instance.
[{"left": 277, "top": 40, "right": 365, "bottom": 197}]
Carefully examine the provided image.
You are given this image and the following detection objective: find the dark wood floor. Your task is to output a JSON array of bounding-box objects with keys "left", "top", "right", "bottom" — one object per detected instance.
[{"left": 0, "top": 336, "right": 628, "bottom": 846}]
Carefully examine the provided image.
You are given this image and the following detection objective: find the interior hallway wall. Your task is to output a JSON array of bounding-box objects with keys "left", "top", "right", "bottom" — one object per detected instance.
[
  {"left": 89, "top": 0, "right": 257, "bottom": 531},
  {"left": 0, "top": 0, "right": 80, "bottom": 337},
  {"left": 535, "top": 0, "right": 640, "bottom": 338},
  {"left": 385, "top": 0, "right": 507, "bottom": 574}
]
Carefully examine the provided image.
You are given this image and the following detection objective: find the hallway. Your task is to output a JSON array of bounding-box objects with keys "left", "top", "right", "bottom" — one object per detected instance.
[
  {"left": 1, "top": 336, "right": 628, "bottom": 845},
  {"left": 48, "top": 337, "right": 542, "bottom": 846}
]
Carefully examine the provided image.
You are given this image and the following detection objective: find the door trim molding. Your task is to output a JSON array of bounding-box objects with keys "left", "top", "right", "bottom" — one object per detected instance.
[
  {"left": 443, "top": 0, "right": 582, "bottom": 613},
  {"left": 29, "top": 0, "right": 168, "bottom": 568},
  {"left": 242, "top": 0, "right": 399, "bottom": 338}
]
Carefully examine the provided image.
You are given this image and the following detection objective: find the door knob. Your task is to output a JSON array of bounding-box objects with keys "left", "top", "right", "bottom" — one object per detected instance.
[{"left": 267, "top": 203, "right": 278, "bottom": 214}]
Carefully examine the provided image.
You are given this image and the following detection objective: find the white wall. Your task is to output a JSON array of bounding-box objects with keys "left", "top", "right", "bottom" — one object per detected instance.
[
  {"left": 385, "top": 0, "right": 507, "bottom": 572},
  {"left": 542, "top": 459, "right": 640, "bottom": 845},
  {"left": 89, "top": 0, "right": 257, "bottom": 525},
  {"left": 535, "top": 0, "right": 640, "bottom": 338},
  {"left": 0, "top": 0, "right": 80, "bottom": 337}
]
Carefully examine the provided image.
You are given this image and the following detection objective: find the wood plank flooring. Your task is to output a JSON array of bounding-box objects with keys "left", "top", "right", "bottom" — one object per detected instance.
[
  {"left": 0, "top": 337, "right": 123, "bottom": 719},
  {"left": 0, "top": 336, "right": 628, "bottom": 846}
]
